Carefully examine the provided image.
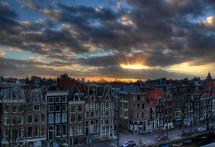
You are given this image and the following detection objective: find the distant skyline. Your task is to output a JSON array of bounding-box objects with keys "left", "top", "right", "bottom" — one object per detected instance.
[{"left": 0, "top": 0, "right": 215, "bottom": 81}]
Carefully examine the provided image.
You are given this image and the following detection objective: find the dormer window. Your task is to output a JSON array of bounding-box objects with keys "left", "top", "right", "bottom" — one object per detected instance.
[{"left": 75, "top": 95, "right": 79, "bottom": 101}]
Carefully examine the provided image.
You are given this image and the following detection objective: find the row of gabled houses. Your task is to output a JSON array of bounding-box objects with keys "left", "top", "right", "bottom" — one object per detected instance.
[
  {"left": 117, "top": 82, "right": 215, "bottom": 134},
  {"left": 0, "top": 83, "right": 115, "bottom": 146},
  {"left": 0, "top": 73, "right": 215, "bottom": 146}
]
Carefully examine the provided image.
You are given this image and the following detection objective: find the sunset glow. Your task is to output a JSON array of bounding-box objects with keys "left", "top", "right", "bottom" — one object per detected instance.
[{"left": 120, "top": 64, "right": 151, "bottom": 70}]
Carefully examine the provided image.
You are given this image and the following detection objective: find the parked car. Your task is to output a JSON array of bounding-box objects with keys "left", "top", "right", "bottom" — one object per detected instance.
[
  {"left": 183, "top": 139, "right": 192, "bottom": 145},
  {"left": 195, "top": 127, "right": 207, "bottom": 133},
  {"left": 120, "top": 141, "right": 136, "bottom": 147},
  {"left": 156, "top": 135, "right": 168, "bottom": 141},
  {"left": 171, "top": 143, "right": 183, "bottom": 147},
  {"left": 210, "top": 125, "right": 215, "bottom": 130}
]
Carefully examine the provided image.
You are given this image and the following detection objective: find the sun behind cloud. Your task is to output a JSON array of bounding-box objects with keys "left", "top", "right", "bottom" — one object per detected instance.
[{"left": 120, "top": 63, "right": 151, "bottom": 70}]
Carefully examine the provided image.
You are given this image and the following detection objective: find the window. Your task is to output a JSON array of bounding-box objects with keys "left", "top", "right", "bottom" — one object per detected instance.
[
  {"left": 18, "top": 116, "right": 22, "bottom": 124},
  {"left": 62, "top": 96, "right": 67, "bottom": 102},
  {"left": 86, "top": 104, "right": 89, "bottom": 110},
  {"left": 71, "top": 106, "right": 75, "bottom": 112},
  {"left": 28, "top": 127, "right": 33, "bottom": 137},
  {"left": 62, "top": 125, "right": 67, "bottom": 136},
  {"left": 71, "top": 115, "right": 75, "bottom": 122},
  {"left": 33, "top": 104, "right": 40, "bottom": 111},
  {"left": 41, "top": 126, "right": 45, "bottom": 136},
  {"left": 62, "top": 113, "right": 67, "bottom": 123},
  {"left": 137, "top": 112, "right": 139, "bottom": 118},
  {"left": 137, "top": 104, "right": 140, "bottom": 109},
  {"left": 124, "top": 111, "right": 128, "bottom": 117},
  {"left": 62, "top": 104, "right": 67, "bottom": 111},
  {"left": 12, "top": 105, "right": 16, "bottom": 112},
  {"left": 150, "top": 108, "right": 153, "bottom": 113},
  {"left": 96, "top": 103, "right": 99, "bottom": 109},
  {"left": 49, "top": 105, "right": 54, "bottom": 112},
  {"left": 55, "top": 113, "right": 61, "bottom": 123},
  {"left": 4, "top": 105, "right": 9, "bottom": 112},
  {"left": 48, "top": 97, "right": 54, "bottom": 103},
  {"left": 34, "top": 95, "right": 39, "bottom": 102},
  {"left": 142, "top": 112, "right": 144, "bottom": 118},
  {"left": 90, "top": 103, "right": 95, "bottom": 110},
  {"left": 137, "top": 95, "right": 140, "bottom": 101},
  {"left": 78, "top": 105, "right": 82, "bottom": 111},
  {"left": 55, "top": 97, "right": 61, "bottom": 103},
  {"left": 105, "top": 103, "right": 109, "bottom": 108},
  {"left": 28, "top": 115, "right": 33, "bottom": 123},
  {"left": 34, "top": 126, "right": 39, "bottom": 137},
  {"left": 41, "top": 114, "right": 45, "bottom": 122},
  {"left": 56, "top": 125, "right": 61, "bottom": 136},
  {"left": 77, "top": 115, "right": 82, "bottom": 121},
  {"left": 48, "top": 126, "right": 54, "bottom": 139},
  {"left": 90, "top": 96, "right": 94, "bottom": 102},
  {"left": 91, "top": 112, "right": 94, "bottom": 117},
  {"left": 105, "top": 111, "right": 109, "bottom": 116},
  {"left": 48, "top": 114, "right": 54, "bottom": 124},
  {"left": 19, "top": 106, "right": 23, "bottom": 112},
  {"left": 86, "top": 112, "right": 89, "bottom": 118},
  {"left": 75, "top": 95, "right": 79, "bottom": 101},
  {"left": 142, "top": 104, "right": 144, "bottom": 109},
  {"left": 34, "top": 114, "right": 39, "bottom": 123},
  {"left": 55, "top": 105, "right": 61, "bottom": 112}
]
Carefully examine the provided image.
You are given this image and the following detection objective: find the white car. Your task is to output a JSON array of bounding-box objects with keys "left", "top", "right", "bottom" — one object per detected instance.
[
  {"left": 195, "top": 127, "right": 207, "bottom": 133},
  {"left": 120, "top": 141, "right": 136, "bottom": 147}
]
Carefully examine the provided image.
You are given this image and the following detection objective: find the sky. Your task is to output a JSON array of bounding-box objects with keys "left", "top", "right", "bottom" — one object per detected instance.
[{"left": 0, "top": 0, "right": 215, "bottom": 81}]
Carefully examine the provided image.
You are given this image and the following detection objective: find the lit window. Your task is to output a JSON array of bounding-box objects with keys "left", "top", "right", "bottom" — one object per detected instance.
[
  {"left": 55, "top": 113, "right": 61, "bottom": 123},
  {"left": 62, "top": 113, "right": 67, "bottom": 123},
  {"left": 48, "top": 114, "right": 54, "bottom": 124}
]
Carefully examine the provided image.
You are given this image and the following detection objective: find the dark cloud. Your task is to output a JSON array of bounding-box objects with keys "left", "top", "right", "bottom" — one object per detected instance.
[
  {"left": 0, "top": 0, "right": 215, "bottom": 79},
  {"left": 0, "top": 57, "right": 60, "bottom": 77},
  {"left": 0, "top": 2, "right": 19, "bottom": 29}
]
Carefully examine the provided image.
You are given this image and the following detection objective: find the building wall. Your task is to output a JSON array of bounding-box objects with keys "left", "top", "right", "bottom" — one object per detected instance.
[{"left": 47, "top": 91, "right": 68, "bottom": 145}]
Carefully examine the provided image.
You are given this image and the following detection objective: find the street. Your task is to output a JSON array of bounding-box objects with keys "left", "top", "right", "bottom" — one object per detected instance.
[{"left": 93, "top": 125, "right": 212, "bottom": 147}]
